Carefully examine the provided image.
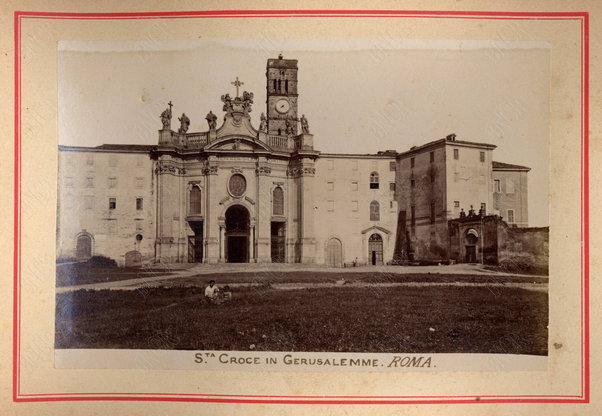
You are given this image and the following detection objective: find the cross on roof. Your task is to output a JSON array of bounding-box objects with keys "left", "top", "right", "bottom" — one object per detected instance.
[
  {"left": 231, "top": 76, "right": 244, "bottom": 97},
  {"left": 168, "top": 101, "right": 173, "bottom": 111}
]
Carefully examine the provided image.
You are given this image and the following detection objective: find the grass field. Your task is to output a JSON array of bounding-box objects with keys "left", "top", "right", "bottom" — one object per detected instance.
[
  {"left": 167, "top": 271, "right": 548, "bottom": 286},
  {"left": 55, "top": 285, "right": 548, "bottom": 355},
  {"left": 56, "top": 263, "right": 186, "bottom": 287}
]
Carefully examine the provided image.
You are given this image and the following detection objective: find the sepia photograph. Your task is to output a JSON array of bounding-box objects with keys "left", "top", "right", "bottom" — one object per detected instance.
[{"left": 54, "top": 38, "right": 550, "bottom": 360}]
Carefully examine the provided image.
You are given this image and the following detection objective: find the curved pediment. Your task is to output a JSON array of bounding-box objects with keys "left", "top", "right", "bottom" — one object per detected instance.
[
  {"left": 215, "top": 111, "right": 258, "bottom": 140},
  {"left": 204, "top": 136, "right": 271, "bottom": 152}
]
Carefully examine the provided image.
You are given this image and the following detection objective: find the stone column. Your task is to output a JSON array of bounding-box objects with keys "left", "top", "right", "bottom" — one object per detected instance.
[
  {"left": 249, "top": 223, "right": 255, "bottom": 262},
  {"left": 298, "top": 162, "right": 317, "bottom": 263},
  {"left": 218, "top": 224, "right": 225, "bottom": 263},
  {"left": 255, "top": 160, "right": 272, "bottom": 263},
  {"left": 203, "top": 159, "right": 220, "bottom": 263}
]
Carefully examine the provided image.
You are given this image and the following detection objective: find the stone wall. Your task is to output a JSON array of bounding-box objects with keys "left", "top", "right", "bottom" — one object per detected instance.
[
  {"left": 497, "top": 224, "right": 549, "bottom": 268},
  {"left": 57, "top": 147, "right": 156, "bottom": 267}
]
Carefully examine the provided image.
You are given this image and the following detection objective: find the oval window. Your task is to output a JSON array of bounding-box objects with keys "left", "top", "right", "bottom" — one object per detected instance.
[{"left": 229, "top": 174, "right": 247, "bottom": 197}]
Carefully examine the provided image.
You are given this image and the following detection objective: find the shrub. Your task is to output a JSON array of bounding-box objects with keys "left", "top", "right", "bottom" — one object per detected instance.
[{"left": 85, "top": 255, "right": 117, "bottom": 268}]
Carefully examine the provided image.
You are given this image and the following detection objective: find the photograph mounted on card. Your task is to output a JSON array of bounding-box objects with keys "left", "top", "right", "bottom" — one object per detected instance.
[{"left": 54, "top": 38, "right": 549, "bottom": 372}]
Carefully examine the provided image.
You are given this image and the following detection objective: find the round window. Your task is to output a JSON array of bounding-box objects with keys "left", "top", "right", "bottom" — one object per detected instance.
[
  {"left": 229, "top": 174, "right": 247, "bottom": 197},
  {"left": 136, "top": 234, "right": 143, "bottom": 241}
]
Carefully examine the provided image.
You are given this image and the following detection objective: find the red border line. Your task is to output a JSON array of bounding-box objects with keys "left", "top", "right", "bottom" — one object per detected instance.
[
  {"left": 13, "top": 9, "right": 589, "bottom": 405},
  {"left": 581, "top": 11, "right": 590, "bottom": 404},
  {"left": 13, "top": 9, "right": 21, "bottom": 403}
]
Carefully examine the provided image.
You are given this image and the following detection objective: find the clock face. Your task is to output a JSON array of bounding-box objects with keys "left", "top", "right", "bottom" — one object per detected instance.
[{"left": 275, "top": 98, "right": 290, "bottom": 114}]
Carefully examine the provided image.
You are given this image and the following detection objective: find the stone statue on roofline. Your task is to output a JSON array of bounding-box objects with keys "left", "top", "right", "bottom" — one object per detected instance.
[
  {"left": 300, "top": 114, "right": 310, "bottom": 134},
  {"left": 221, "top": 94, "right": 233, "bottom": 113},
  {"left": 285, "top": 118, "right": 294, "bottom": 136},
  {"left": 206, "top": 111, "right": 217, "bottom": 130},
  {"left": 259, "top": 112, "right": 267, "bottom": 132},
  {"left": 160, "top": 101, "right": 173, "bottom": 130},
  {"left": 178, "top": 113, "right": 190, "bottom": 133}
]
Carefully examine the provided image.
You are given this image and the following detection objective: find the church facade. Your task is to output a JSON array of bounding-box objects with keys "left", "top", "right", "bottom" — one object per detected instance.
[{"left": 57, "top": 56, "right": 530, "bottom": 267}]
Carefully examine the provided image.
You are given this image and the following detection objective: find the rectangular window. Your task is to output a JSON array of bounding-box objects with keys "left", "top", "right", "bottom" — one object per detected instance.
[
  {"left": 84, "top": 196, "right": 94, "bottom": 210},
  {"left": 453, "top": 149, "right": 459, "bottom": 160},
  {"left": 507, "top": 209, "right": 515, "bottom": 223},
  {"left": 85, "top": 177, "right": 94, "bottom": 188},
  {"left": 430, "top": 203, "right": 436, "bottom": 224},
  {"left": 480, "top": 203, "right": 486, "bottom": 214},
  {"left": 410, "top": 157, "right": 415, "bottom": 168},
  {"left": 109, "top": 154, "right": 118, "bottom": 167},
  {"left": 411, "top": 179, "right": 415, "bottom": 188},
  {"left": 480, "top": 151, "right": 485, "bottom": 162},
  {"left": 109, "top": 198, "right": 116, "bottom": 210},
  {"left": 351, "top": 200, "right": 358, "bottom": 212},
  {"left": 506, "top": 179, "right": 515, "bottom": 194},
  {"left": 351, "top": 181, "right": 358, "bottom": 191},
  {"left": 430, "top": 170, "right": 435, "bottom": 183},
  {"left": 389, "top": 183, "right": 396, "bottom": 192},
  {"left": 136, "top": 197, "right": 143, "bottom": 211},
  {"left": 135, "top": 177, "right": 144, "bottom": 188},
  {"left": 135, "top": 219, "right": 143, "bottom": 231},
  {"left": 389, "top": 161, "right": 396, "bottom": 171},
  {"left": 108, "top": 177, "right": 117, "bottom": 188},
  {"left": 327, "top": 181, "right": 334, "bottom": 191},
  {"left": 454, "top": 200, "right": 460, "bottom": 208},
  {"left": 494, "top": 179, "right": 501, "bottom": 193},
  {"left": 411, "top": 205, "right": 416, "bottom": 229},
  {"left": 430, "top": 151, "right": 434, "bottom": 163},
  {"left": 327, "top": 200, "right": 334, "bottom": 212}
]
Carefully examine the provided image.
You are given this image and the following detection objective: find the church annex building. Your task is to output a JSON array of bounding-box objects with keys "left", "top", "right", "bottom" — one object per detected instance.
[{"left": 57, "top": 55, "right": 535, "bottom": 267}]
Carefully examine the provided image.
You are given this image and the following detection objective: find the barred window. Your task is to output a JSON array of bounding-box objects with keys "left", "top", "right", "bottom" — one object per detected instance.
[{"left": 273, "top": 186, "right": 284, "bottom": 215}]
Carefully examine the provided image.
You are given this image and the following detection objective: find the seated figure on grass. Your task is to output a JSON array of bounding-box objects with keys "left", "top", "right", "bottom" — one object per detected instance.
[{"left": 204, "top": 280, "right": 219, "bottom": 303}]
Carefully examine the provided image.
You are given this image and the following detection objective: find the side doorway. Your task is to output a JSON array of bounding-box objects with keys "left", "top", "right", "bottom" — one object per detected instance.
[{"left": 368, "top": 233, "right": 384, "bottom": 265}]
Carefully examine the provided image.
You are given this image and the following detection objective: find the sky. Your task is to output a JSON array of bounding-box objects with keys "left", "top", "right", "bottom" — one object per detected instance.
[{"left": 58, "top": 39, "right": 549, "bottom": 226}]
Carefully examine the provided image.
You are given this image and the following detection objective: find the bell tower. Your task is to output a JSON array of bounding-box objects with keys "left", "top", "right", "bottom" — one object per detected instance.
[{"left": 266, "top": 54, "right": 298, "bottom": 136}]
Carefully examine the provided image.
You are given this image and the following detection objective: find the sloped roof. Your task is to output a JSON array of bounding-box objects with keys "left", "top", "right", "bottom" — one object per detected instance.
[{"left": 492, "top": 161, "right": 531, "bottom": 171}]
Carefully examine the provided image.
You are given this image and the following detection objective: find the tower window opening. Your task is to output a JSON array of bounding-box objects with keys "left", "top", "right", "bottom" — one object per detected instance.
[{"left": 285, "top": 79, "right": 289, "bottom": 93}]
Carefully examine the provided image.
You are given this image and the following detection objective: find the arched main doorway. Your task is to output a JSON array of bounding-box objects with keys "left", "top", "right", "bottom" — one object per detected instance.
[
  {"left": 75, "top": 233, "right": 92, "bottom": 259},
  {"left": 368, "top": 233, "right": 383, "bottom": 265},
  {"left": 225, "top": 205, "right": 250, "bottom": 263},
  {"left": 325, "top": 238, "right": 343, "bottom": 267}
]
